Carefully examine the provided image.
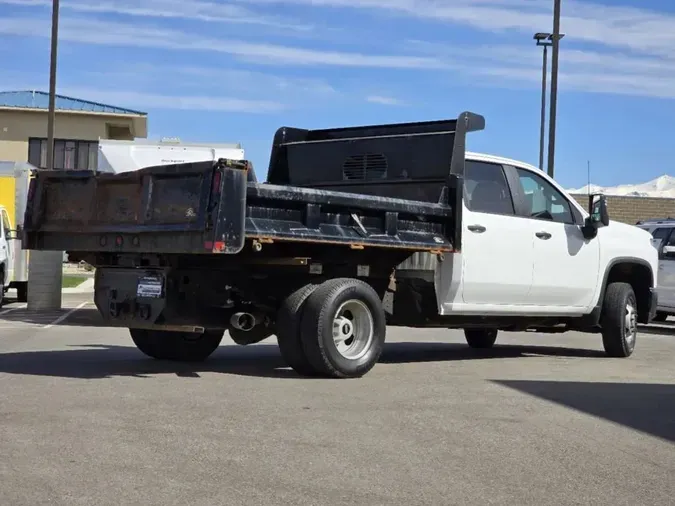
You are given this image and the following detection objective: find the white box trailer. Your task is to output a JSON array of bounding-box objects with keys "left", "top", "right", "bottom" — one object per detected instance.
[{"left": 97, "top": 138, "right": 246, "bottom": 174}]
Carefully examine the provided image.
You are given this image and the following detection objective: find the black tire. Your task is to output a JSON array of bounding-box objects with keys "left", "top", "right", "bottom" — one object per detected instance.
[
  {"left": 129, "top": 328, "right": 224, "bottom": 362},
  {"left": 229, "top": 325, "right": 273, "bottom": 346},
  {"left": 464, "top": 328, "right": 498, "bottom": 349},
  {"left": 16, "top": 282, "right": 28, "bottom": 303},
  {"left": 601, "top": 282, "right": 637, "bottom": 358},
  {"left": 300, "top": 278, "right": 386, "bottom": 379},
  {"left": 276, "top": 283, "right": 320, "bottom": 376},
  {"left": 653, "top": 312, "right": 668, "bottom": 322}
]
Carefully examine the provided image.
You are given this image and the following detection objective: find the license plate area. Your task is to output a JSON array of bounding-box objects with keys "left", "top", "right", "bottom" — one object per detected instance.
[{"left": 136, "top": 275, "right": 164, "bottom": 299}]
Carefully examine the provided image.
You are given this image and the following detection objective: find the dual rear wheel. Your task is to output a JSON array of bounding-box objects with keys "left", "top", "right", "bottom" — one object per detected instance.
[{"left": 277, "top": 278, "right": 387, "bottom": 379}]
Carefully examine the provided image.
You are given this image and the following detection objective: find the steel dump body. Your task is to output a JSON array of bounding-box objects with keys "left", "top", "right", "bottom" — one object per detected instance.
[
  {"left": 22, "top": 162, "right": 455, "bottom": 255},
  {"left": 23, "top": 112, "right": 484, "bottom": 257}
]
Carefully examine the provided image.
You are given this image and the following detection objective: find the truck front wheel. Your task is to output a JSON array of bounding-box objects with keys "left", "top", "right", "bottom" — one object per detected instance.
[
  {"left": 464, "top": 329, "right": 498, "bottom": 349},
  {"left": 129, "top": 328, "right": 225, "bottom": 362},
  {"left": 601, "top": 282, "right": 637, "bottom": 358},
  {"left": 300, "top": 278, "right": 386, "bottom": 379}
]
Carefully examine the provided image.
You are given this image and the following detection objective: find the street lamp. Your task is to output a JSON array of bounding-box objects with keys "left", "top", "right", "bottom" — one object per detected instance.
[{"left": 533, "top": 32, "right": 564, "bottom": 174}]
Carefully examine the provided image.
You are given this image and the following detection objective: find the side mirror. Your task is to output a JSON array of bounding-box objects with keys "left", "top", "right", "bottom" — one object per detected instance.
[
  {"left": 588, "top": 194, "right": 610, "bottom": 226},
  {"left": 581, "top": 194, "right": 609, "bottom": 240}
]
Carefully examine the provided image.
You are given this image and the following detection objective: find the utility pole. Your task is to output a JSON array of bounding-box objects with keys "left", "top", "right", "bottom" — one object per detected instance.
[
  {"left": 27, "top": 0, "right": 63, "bottom": 311},
  {"left": 46, "top": 0, "right": 59, "bottom": 172},
  {"left": 546, "top": 0, "right": 562, "bottom": 178}
]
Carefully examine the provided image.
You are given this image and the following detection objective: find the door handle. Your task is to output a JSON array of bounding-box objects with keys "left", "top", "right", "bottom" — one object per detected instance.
[
  {"left": 535, "top": 231, "right": 552, "bottom": 240},
  {"left": 468, "top": 224, "right": 486, "bottom": 233}
]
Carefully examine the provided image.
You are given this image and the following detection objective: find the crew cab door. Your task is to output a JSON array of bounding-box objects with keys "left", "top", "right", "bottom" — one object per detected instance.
[
  {"left": 508, "top": 166, "right": 600, "bottom": 308},
  {"left": 459, "top": 160, "right": 534, "bottom": 305}
]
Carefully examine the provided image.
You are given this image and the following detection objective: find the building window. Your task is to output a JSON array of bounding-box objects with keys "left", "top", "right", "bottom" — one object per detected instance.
[{"left": 28, "top": 138, "right": 99, "bottom": 170}]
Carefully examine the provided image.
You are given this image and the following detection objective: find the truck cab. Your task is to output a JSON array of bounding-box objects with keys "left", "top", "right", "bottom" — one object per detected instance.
[
  {"left": 442, "top": 152, "right": 658, "bottom": 315},
  {"left": 0, "top": 204, "right": 23, "bottom": 305}
]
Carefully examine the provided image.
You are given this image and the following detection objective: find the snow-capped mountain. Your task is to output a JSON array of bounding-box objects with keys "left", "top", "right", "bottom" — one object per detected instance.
[{"left": 568, "top": 175, "right": 675, "bottom": 198}]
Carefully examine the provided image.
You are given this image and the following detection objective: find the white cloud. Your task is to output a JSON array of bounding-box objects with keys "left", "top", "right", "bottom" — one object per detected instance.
[
  {"left": 366, "top": 95, "right": 405, "bottom": 106},
  {"left": 233, "top": 0, "right": 675, "bottom": 58},
  {"left": 0, "top": 16, "right": 447, "bottom": 70},
  {"left": 56, "top": 88, "right": 287, "bottom": 113},
  {"left": 1, "top": 0, "right": 313, "bottom": 32}
]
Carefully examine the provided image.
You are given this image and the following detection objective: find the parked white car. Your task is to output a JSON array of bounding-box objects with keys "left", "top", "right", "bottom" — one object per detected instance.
[{"left": 636, "top": 217, "right": 675, "bottom": 321}]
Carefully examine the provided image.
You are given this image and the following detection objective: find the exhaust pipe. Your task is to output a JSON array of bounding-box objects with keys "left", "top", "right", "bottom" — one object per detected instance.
[{"left": 230, "top": 312, "right": 257, "bottom": 332}]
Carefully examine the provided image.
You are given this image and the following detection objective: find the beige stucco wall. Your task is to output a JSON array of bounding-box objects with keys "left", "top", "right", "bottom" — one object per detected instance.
[{"left": 0, "top": 108, "right": 147, "bottom": 163}]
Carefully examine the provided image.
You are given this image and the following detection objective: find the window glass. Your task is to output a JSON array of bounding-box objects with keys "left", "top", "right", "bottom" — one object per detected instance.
[
  {"left": 515, "top": 168, "right": 574, "bottom": 224},
  {"left": 464, "top": 161, "right": 515, "bottom": 215},
  {"left": 27, "top": 138, "right": 99, "bottom": 170},
  {"left": 665, "top": 229, "right": 675, "bottom": 246}
]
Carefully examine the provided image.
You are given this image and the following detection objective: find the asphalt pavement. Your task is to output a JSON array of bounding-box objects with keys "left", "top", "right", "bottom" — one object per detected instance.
[{"left": 0, "top": 293, "right": 674, "bottom": 506}]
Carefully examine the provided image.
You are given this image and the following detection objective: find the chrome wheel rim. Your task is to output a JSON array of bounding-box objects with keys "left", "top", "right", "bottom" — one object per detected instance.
[
  {"left": 624, "top": 300, "right": 637, "bottom": 348},
  {"left": 332, "top": 299, "right": 374, "bottom": 360}
]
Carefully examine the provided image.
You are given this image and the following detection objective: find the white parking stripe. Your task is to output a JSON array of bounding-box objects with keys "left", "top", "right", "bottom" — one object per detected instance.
[
  {"left": 43, "top": 302, "right": 89, "bottom": 329},
  {"left": 0, "top": 304, "right": 28, "bottom": 315}
]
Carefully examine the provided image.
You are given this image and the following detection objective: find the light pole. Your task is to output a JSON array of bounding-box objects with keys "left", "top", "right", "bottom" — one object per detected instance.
[
  {"left": 534, "top": 32, "right": 564, "bottom": 174},
  {"left": 47, "top": 0, "right": 59, "bottom": 172},
  {"left": 547, "top": 0, "right": 563, "bottom": 179},
  {"left": 27, "top": 0, "right": 63, "bottom": 311}
]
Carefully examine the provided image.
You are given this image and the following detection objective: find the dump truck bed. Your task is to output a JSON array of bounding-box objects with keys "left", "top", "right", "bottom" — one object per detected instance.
[
  {"left": 22, "top": 111, "right": 486, "bottom": 257},
  {"left": 22, "top": 160, "right": 456, "bottom": 256}
]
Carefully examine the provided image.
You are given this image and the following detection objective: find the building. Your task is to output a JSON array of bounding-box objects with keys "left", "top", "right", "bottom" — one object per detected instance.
[
  {"left": 0, "top": 90, "right": 147, "bottom": 168},
  {"left": 570, "top": 194, "right": 675, "bottom": 225}
]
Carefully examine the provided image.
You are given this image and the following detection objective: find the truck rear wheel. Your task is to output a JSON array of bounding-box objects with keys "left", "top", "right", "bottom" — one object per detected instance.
[
  {"left": 464, "top": 329, "right": 498, "bottom": 349},
  {"left": 129, "top": 328, "right": 225, "bottom": 362},
  {"left": 276, "top": 283, "right": 320, "bottom": 376},
  {"left": 601, "top": 282, "right": 637, "bottom": 358},
  {"left": 300, "top": 278, "right": 386, "bottom": 379}
]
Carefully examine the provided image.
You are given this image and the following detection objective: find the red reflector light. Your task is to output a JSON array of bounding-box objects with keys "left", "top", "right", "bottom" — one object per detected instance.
[{"left": 115, "top": 235, "right": 123, "bottom": 246}]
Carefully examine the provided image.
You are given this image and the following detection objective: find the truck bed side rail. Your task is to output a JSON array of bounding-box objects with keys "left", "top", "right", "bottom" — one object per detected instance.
[{"left": 244, "top": 183, "right": 454, "bottom": 252}]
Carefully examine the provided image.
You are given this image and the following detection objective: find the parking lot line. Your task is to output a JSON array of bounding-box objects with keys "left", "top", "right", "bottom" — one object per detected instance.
[
  {"left": 43, "top": 302, "right": 89, "bottom": 329},
  {"left": 0, "top": 304, "right": 28, "bottom": 315}
]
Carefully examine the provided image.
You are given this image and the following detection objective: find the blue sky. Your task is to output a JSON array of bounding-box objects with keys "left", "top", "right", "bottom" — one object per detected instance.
[{"left": 1, "top": 0, "right": 675, "bottom": 189}]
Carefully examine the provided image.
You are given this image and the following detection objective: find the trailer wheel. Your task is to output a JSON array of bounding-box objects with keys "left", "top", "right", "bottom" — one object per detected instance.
[
  {"left": 601, "top": 282, "right": 637, "bottom": 358},
  {"left": 300, "top": 278, "right": 386, "bottom": 379},
  {"left": 129, "top": 328, "right": 225, "bottom": 362},
  {"left": 464, "top": 329, "right": 498, "bottom": 349},
  {"left": 276, "top": 283, "right": 320, "bottom": 376}
]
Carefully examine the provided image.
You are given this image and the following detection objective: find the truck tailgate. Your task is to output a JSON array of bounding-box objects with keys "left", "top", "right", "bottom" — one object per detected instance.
[{"left": 23, "top": 160, "right": 249, "bottom": 254}]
